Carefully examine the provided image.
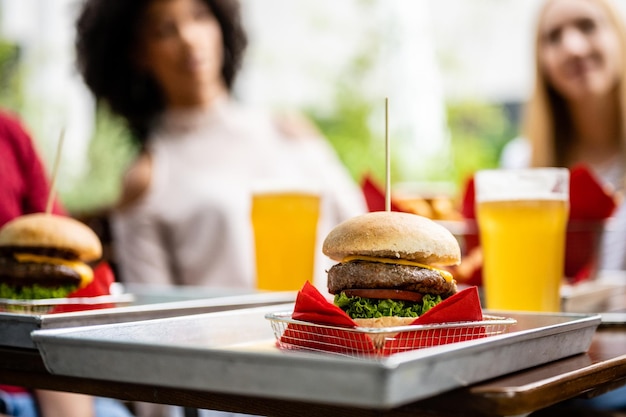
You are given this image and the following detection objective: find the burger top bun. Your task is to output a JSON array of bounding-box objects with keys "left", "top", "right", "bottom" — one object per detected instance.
[
  {"left": 322, "top": 211, "right": 461, "bottom": 266},
  {"left": 0, "top": 213, "right": 102, "bottom": 261}
]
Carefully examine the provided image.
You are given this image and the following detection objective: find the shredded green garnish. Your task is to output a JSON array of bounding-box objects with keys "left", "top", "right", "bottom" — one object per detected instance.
[
  {"left": 0, "top": 283, "right": 77, "bottom": 300},
  {"left": 334, "top": 292, "right": 442, "bottom": 319}
]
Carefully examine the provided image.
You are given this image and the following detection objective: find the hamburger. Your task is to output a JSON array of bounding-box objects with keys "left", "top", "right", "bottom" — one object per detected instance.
[
  {"left": 0, "top": 213, "right": 102, "bottom": 299},
  {"left": 322, "top": 211, "right": 460, "bottom": 327}
]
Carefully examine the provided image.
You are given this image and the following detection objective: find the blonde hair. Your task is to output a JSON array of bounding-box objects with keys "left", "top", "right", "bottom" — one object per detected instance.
[{"left": 524, "top": 0, "right": 626, "bottom": 167}]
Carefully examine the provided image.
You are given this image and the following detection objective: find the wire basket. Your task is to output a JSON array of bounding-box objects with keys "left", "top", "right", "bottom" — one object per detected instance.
[{"left": 266, "top": 312, "right": 516, "bottom": 358}]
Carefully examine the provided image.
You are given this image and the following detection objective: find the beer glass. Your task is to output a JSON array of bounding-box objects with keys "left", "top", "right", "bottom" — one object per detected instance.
[
  {"left": 475, "top": 168, "right": 569, "bottom": 311},
  {"left": 251, "top": 188, "right": 320, "bottom": 291}
]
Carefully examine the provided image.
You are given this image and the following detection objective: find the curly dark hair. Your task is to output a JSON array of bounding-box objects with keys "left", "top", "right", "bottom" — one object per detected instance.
[{"left": 75, "top": 0, "right": 247, "bottom": 145}]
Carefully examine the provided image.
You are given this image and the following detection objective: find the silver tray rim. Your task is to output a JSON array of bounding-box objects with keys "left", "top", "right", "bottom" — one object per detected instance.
[{"left": 0, "top": 293, "right": 136, "bottom": 307}]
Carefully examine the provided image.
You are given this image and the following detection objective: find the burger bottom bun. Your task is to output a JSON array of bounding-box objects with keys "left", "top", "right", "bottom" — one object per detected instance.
[{"left": 354, "top": 316, "right": 417, "bottom": 328}]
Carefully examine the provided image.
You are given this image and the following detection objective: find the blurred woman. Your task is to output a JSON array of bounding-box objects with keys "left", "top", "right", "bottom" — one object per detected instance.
[
  {"left": 75, "top": 0, "right": 366, "bottom": 292},
  {"left": 501, "top": 0, "right": 626, "bottom": 411},
  {"left": 501, "top": 0, "right": 626, "bottom": 270},
  {"left": 75, "top": 2, "right": 365, "bottom": 415}
]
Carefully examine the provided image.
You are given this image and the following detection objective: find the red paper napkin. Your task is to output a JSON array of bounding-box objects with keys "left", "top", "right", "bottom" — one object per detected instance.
[
  {"left": 292, "top": 281, "right": 356, "bottom": 326},
  {"left": 281, "top": 282, "right": 484, "bottom": 356},
  {"left": 411, "top": 286, "right": 483, "bottom": 324}
]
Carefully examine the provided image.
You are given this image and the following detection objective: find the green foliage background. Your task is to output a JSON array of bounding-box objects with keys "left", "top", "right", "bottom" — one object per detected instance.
[
  {"left": 0, "top": 38, "right": 138, "bottom": 214},
  {"left": 0, "top": 40, "right": 23, "bottom": 114},
  {"left": 311, "top": 97, "right": 514, "bottom": 195},
  {"left": 61, "top": 107, "right": 138, "bottom": 213},
  {"left": 447, "top": 101, "right": 515, "bottom": 186}
]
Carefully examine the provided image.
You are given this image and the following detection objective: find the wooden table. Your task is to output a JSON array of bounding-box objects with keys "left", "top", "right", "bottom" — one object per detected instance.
[{"left": 1, "top": 325, "right": 625, "bottom": 417}]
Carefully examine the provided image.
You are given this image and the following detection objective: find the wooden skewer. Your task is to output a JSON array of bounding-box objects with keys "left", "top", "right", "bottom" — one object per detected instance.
[
  {"left": 45, "top": 127, "right": 66, "bottom": 214},
  {"left": 385, "top": 97, "right": 391, "bottom": 212}
]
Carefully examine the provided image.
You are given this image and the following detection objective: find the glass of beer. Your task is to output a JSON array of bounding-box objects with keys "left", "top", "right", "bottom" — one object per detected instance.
[
  {"left": 475, "top": 168, "right": 569, "bottom": 312},
  {"left": 251, "top": 187, "right": 320, "bottom": 291}
]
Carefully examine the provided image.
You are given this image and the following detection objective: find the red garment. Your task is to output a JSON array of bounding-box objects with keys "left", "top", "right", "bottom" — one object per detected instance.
[
  {"left": 0, "top": 111, "right": 64, "bottom": 395},
  {"left": 0, "top": 111, "right": 65, "bottom": 227}
]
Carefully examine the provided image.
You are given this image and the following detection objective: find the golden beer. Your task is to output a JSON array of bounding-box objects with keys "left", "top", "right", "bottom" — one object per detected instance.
[
  {"left": 251, "top": 192, "right": 320, "bottom": 291},
  {"left": 477, "top": 199, "right": 568, "bottom": 311}
]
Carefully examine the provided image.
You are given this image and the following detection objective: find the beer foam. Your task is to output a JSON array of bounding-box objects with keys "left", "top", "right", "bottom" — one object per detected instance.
[
  {"left": 251, "top": 180, "right": 321, "bottom": 196},
  {"left": 475, "top": 168, "right": 569, "bottom": 202}
]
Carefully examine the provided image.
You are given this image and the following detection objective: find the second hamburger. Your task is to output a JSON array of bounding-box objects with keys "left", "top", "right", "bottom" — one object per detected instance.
[
  {"left": 0, "top": 213, "right": 102, "bottom": 299},
  {"left": 322, "top": 211, "right": 460, "bottom": 327}
]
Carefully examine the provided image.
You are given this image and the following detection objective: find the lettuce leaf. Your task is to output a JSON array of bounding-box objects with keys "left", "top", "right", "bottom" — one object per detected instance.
[
  {"left": 334, "top": 292, "right": 442, "bottom": 319},
  {"left": 0, "top": 283, "right": 77, "bottom": 300}
]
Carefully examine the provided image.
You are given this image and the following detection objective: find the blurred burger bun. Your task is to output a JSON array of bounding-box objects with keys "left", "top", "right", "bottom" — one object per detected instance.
[{"left": 0, "top": 213, "right": 102, "bottom": 261}]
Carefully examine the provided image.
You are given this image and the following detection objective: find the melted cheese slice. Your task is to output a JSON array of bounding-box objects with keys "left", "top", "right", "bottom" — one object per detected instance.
[
  {"left": 341, "top": 255, "right": 454, "bottom": 282},
  {"left": 14, "top": 253, "right": 94, "bottom": 288}
]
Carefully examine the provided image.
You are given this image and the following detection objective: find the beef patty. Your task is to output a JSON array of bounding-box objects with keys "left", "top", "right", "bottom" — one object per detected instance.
[
  {"left": 0, "top": 256, "right": 82, "bottom": 287},
  {"left": 327, "top": 261, "right": 457, "bottom": 297}
]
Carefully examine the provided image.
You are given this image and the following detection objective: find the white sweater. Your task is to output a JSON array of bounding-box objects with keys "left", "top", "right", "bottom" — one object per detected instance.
[{"left": 112, "top": 99, "right": 366, "bottom": 290}]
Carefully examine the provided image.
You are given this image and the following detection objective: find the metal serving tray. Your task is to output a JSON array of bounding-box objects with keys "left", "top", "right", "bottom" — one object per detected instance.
[
  {"left": 32, "top": 305, "right": 601, "bottom": 409},
  {"left": 0, "top": 288, "right": 295, "bottom": 349}
]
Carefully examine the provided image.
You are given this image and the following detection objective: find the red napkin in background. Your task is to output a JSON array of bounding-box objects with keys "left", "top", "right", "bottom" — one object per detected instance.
[
  {"left": 282, "top": 282, "right": 484, "bottom": 356},
  {"left": 566, "top": 165, "right": 616, "bottom": 281},
  {"left": 460, "top": 176, "right": 477, "bottom": 220},
  {"left": 361, "top": 174, "right": 403, "bottom": 212},
  {"left": 460, "top": 165, "right": 617, "bottom": 283},
  {"left": 569, "top": 164, "right": 616, "bottom": 220},
  {"left": 51, "top": 261, "right": 115, "bottom": 313},
  {"left": 458, "top": 177, "right": 483, "bottom": 286}
]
